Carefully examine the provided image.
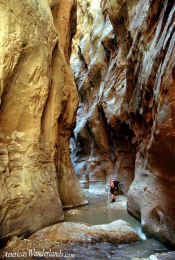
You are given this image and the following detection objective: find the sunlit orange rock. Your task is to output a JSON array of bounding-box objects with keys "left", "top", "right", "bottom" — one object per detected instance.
[{"left": 0, "top": 0, "right": 86, "bottom": 239}]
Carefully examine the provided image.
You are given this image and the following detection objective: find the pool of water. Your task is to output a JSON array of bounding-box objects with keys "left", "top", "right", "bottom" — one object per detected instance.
[{"left": 63, "top": 181, "right": 168, "bottom": 260}]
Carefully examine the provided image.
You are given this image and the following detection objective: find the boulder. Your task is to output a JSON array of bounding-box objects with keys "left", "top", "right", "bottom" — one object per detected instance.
[
  {"left": 28, "top": 219, "right": 140, "bottom": 244},
  {"left": 1, "top": 219, "right": 140, "bottom": 259}
]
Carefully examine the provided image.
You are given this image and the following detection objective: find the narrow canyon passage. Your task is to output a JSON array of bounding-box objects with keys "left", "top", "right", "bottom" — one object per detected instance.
[
  {"left": 69, "top": 0, "right": 175, "bottom": 258},
  {"left": 0, "top": 0, "right": 175, "bottom": 260},
  {"left": 70, "top": 0, "right": 175, "bottom": 249}
]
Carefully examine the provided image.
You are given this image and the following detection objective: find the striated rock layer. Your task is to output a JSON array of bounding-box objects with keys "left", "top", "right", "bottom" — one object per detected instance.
[
  {"left": 0, "top": 0, "right": 86, "bottom": 239},
  {"left": 71, "top": 0, "right": 175, "bottom": 245},
  {"left": 70, "top": 0, "right": 118, "bottom": 183}
]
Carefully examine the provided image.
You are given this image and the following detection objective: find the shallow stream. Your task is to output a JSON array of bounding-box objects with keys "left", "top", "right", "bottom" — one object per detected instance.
[{"left": 63, "top": 181, "right": 168, "bottom": 260}]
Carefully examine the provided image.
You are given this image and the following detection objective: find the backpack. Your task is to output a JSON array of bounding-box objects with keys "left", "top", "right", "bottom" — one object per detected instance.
[{"left": 113, "top": 181, "right": 120, "bottom": 195}]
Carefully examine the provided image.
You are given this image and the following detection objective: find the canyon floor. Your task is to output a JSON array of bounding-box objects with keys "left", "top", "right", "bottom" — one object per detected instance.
[
  {"left": 63, "top": 181, "right": 169, "bottom": 260},
  {"left": 1, "top": 181, "right": 173, "bottom": 260}
]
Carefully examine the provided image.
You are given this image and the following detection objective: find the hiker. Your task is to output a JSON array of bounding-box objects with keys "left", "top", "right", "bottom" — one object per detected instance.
[{"left": 110, "top": 176, "right": 120, "bottom": 203}]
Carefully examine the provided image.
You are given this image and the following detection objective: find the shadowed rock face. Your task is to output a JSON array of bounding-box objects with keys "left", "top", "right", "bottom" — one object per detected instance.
[
  {"left": 0, "top": 0, "right": 86, "bottom": 239},
  {"left": 71, "top": 0, "right": 175, "bottom": 245}
]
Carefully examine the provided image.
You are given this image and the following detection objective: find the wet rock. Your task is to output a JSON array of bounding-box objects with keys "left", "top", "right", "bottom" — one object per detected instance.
[
  {"left": 28, "top": 220, "right": 140, "bottom": 244},
  {"left": 71, "top": 0, "right": 175, "bottom": 245},
  {"left": 108, "top": 195, "right": 127, "bottom": 210},
  {"left": 2, "top": 220, "right": 140, "bottom": 256},
  {"left": 132, "top": 251, "right": 175, "bottom": 260}
]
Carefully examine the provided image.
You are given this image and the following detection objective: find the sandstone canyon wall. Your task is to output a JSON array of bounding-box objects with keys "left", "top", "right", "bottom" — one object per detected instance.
[
  {"left": 0, "top": 0, "right": 86, "bottom": 239},
  {"left": 71, "top": 0, "right": 175, "bottom": 245}
]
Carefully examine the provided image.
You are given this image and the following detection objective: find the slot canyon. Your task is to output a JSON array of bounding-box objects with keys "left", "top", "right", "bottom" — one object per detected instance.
[{"left": 0, "top": 0, "right": 175, "bottom": 259}]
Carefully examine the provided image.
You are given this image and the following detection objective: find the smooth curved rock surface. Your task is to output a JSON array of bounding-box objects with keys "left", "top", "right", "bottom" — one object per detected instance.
[
  {"left": 29, "top": 220, "right": 140, "bottom": 244},
  {"left": 71, "top": 0, "right": 175, "bottom": 245},
  {"left": 0, "top": 0, "right": 86, "bottom": 239},
  {"left": 3, "top": 220, "right": 140, "bottom": 251},
  {"left": 70, "top": 0, "right": 119, "bottom": 184}
]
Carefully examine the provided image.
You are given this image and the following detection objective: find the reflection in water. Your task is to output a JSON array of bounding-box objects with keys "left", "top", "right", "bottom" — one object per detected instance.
[{"left": 64, "top": 181, "right": 168, "bottom": 260}]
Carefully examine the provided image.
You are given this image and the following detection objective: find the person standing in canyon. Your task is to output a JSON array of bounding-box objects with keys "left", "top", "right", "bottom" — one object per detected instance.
[
  {"left": 109, "top": 162, "right": 120, "bottom": 202},
  {"left": 110, "top": 176, "right": 120, "bottom": 202}
]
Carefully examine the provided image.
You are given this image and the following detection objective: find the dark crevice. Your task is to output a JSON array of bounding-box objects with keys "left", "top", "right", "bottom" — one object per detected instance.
[
  {"left": 172, "top": 66, "right": 175, "bottom": 81},
  {"left": 153, "top": 0, "right": 175, "bottom": 47},
  {"left": 0, "top": 237, "right": 10, "bottom": 250},
  {"left": 69, "top": 0, "right": 77, "bottom": 59},
  {"left": 146, "top": 0, "right": 164, "bottom": 33},
  {"left": 78, "top": 46, "right": 88, "bottom": 70},
  {"left": 160, "top": 0, "right": 175, "bottom": 35},
  {"left": 40, "top": 41, "right": 58, "bottom": 139},
  {"left": 72, "top": 124, "right": 91, "bottom": 159},
  {"left": 145, "top": 90, "right": 152, "bottom": 101},
  {"left": 102, "top": 41, "right": 111, "bottom": 64},
  {"left": 98, "top": 104, "right": 116, "bottom": 161},
  {"left": 102, "top": 36, "right": 118, "bottom": 64},
  {"left": 116, "top": 122, "right": 135, "bottom": 140}
]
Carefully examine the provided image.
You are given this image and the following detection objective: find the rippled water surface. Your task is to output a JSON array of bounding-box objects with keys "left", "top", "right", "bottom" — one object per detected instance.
[
  {"left": 64, "top": 181, "right": 168, "bottom": 260},
  {"left": 62, "top": 239, "right": 168, "bottom": 260}
]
